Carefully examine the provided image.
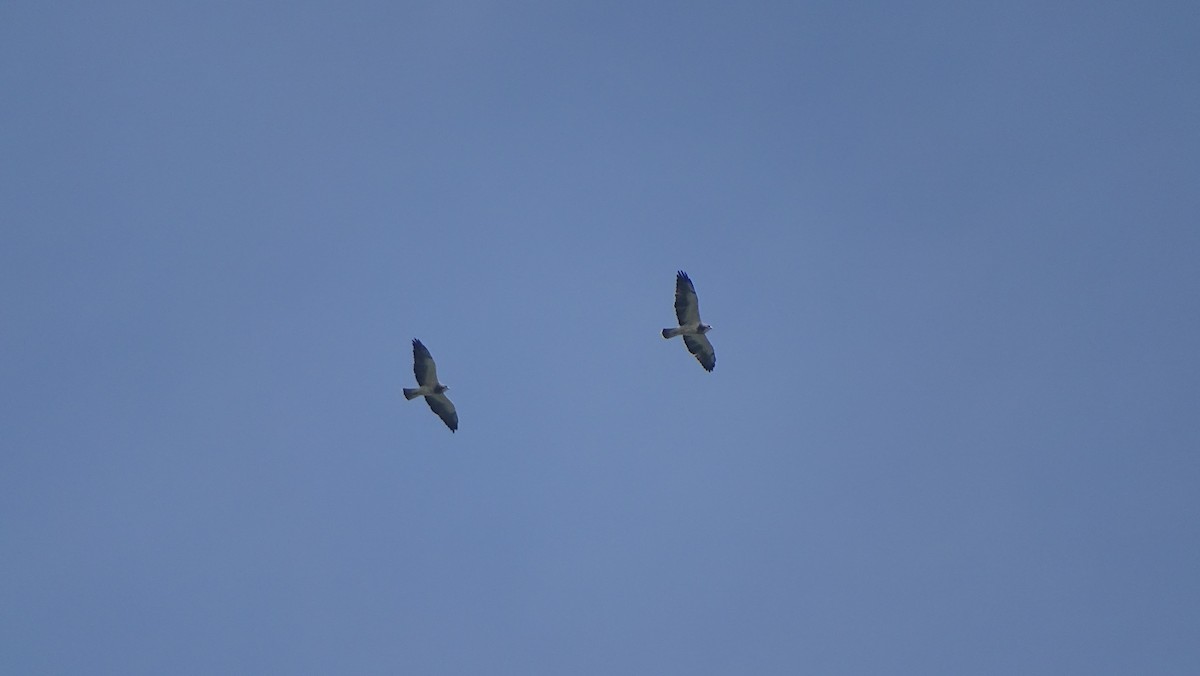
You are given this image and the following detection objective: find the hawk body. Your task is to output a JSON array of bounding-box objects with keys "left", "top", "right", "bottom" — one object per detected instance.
[
  {"left": 403, "top": 338, "right": 458, "bottom": 432},
  {"left": 661, "top": 271, "right": 715, "bottom": 372}
]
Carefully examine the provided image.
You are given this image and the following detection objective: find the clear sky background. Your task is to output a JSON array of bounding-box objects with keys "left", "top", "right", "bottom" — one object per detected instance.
[{"left": 3, "top": 2, "right": 1198, "bottom": 674}]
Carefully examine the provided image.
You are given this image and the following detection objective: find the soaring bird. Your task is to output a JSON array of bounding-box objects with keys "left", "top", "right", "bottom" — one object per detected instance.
[
  {"left": 661, "top": 270, "right": 715, "bottom": 372},
  {"left": 403, "top": 338, "right": 458, "bottom": 432}
]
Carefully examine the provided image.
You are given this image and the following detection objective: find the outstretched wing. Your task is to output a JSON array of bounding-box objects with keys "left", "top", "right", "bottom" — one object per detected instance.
[
  {"left": 683, "top": 334, "right": 716, "bottom": 372},
  {"left": 412, "top": 338, "right": 439, "bottom": 387},
  {"left": 425, "top": 392, "right": 458, "bottom": 432},
  {"left": 674, "top": 270, "right": 702, "bottom": 326}
]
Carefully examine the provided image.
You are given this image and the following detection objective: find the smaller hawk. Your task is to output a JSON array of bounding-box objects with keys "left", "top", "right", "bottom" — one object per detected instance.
[
  {"left": 661, "top": 270, "right": 715, "bottom": 372},
  {"left": 403, "top": 338, "right": 458, "bottom": 432}
]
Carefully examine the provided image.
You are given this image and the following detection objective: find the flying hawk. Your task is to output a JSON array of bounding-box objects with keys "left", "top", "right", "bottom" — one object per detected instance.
[
  {"left": 403, "top": 338, "right": 458, "bottom": 432},
  {"left": 661, "top": 270, "right": 715, "bottom": 372}
]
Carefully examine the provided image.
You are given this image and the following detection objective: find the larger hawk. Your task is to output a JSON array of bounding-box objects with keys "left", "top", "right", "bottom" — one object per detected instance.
[
  {"left": 661, "top": 271, "right": 716, "bottom": 372},
  {"left": 403, "top": 338, "right": 458, "bottom": 432}
]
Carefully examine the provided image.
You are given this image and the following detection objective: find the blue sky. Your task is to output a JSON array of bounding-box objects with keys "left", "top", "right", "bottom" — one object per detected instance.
[{"left": 2, "top": 2, "right": 1198, "bottom": 674}]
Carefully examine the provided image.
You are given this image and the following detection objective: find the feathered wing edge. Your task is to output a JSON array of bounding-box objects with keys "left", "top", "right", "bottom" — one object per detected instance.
[
  {"left": 683, "top": 334, "right": 716, "bottom": 372},
  {"left": 674, "top": 271, "right": 701, "bottom": 326},
  {"left": 425, "top": 393, "right": 458, "bottom": 432},
  {"left": 411, "top": 338, "right": 439, "bottom": 387}
]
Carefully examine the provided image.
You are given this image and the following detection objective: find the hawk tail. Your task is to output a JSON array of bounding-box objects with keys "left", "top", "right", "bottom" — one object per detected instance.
[
  {"left": 403, "top": 388, "right": 421, "bottom": 400},
  {"left": 662, "top": 327, "right": 682, "bottom": 339}
]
